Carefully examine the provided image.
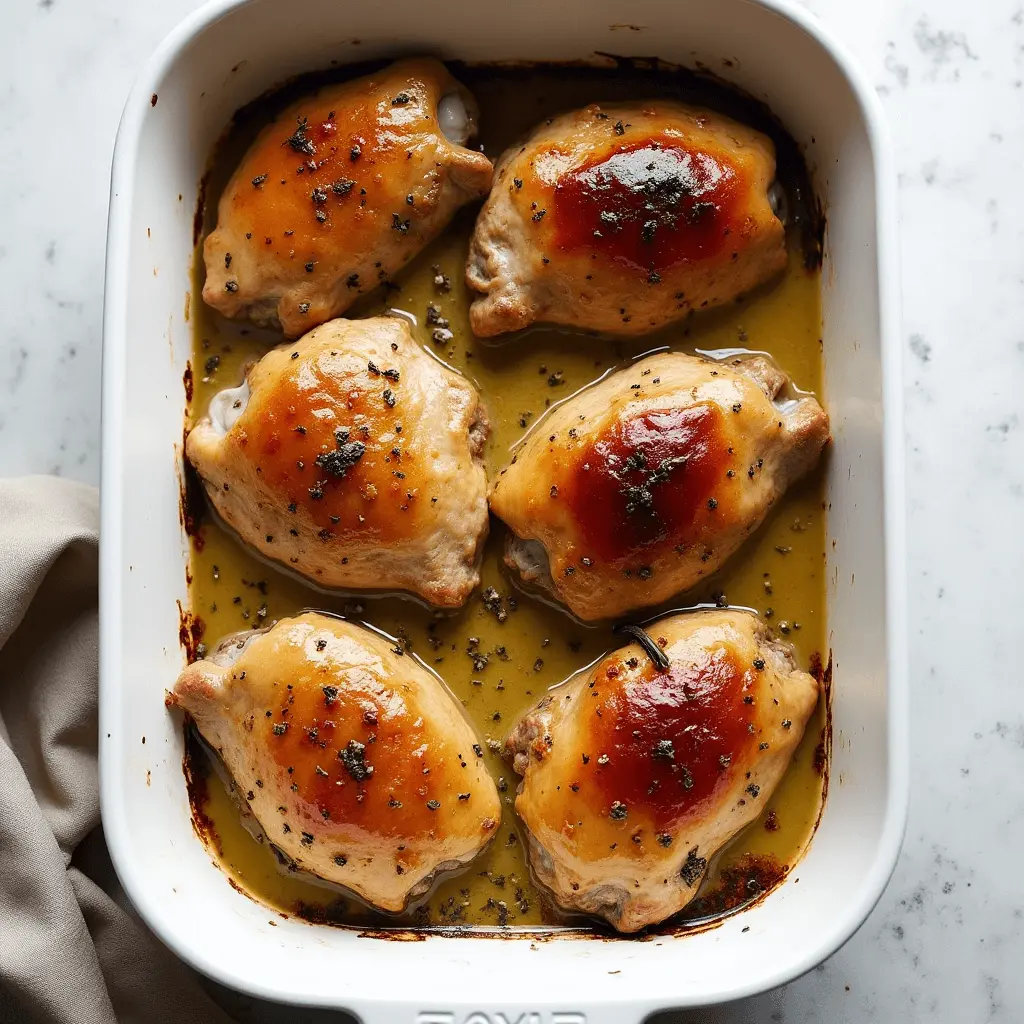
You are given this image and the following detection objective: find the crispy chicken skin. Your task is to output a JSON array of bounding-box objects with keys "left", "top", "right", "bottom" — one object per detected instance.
[
  {"left": 506, "top": 609, "right": 818, "bottom": 932},
  {"left": 170, "top": 613, "right": 501, "bottom": 912},
  {"left": 186, "top": 316, "right": 490, "bottom": 607},
  {"left": 203, "top": 58, "right": 493, "bottom": 337},
  {"left": 467, "top": 100, "right": 785, "bottom": 338},
  {"left": 490, "top": 352, "right": 828, "bottom": 621}
]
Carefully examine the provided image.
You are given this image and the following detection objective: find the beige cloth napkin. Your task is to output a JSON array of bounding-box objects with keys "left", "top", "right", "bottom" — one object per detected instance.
[{"left": 0, "top": 477, "right": 241, "bottom": 1024}]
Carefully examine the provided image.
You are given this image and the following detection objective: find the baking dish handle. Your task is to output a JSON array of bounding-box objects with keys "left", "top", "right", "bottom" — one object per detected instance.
[{"left": 357, "top": 1008, "right": 643, "bottom": 1024}]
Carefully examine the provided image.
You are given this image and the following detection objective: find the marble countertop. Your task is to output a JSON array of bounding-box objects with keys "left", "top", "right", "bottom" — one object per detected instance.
[{"left": 3, "top": 0, "right": 1022, "bottom": 1020}]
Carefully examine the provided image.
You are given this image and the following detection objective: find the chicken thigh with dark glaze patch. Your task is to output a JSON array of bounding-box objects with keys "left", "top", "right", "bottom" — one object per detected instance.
[
  {"left": 467, "top": 100, "right": 785, "bottom": 338},
  {"left": 505, "top": 609, "right": 818, "bottom": 932},
  {"left": 186, "top": 316, "right": 489, "bottom": 607},
  {"left": 170, "top": 612, "right": 501, "bottom": 912},
  {"left": 203, "top": 58, "right": 493, "bottom": 337},
  {"left": 489, "top": 351, "right": 828, "bottom": 621}
]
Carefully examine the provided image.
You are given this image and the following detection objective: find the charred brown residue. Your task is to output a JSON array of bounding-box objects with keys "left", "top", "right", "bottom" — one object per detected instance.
[
  {"left": 178, "top": 458, "right": 206, "bottom": 551},
  {"left": 815, "top": 651, "right": 831, "bottom": 786},
  {"left": 192, "top": 171, "right": 209, "bottom": 248},
  {"left": 182, "top": 361, "right": 194, "bottom": 403},
  {"left": 177, "top": 600, "right": 206, "bottom": 663},
  {"left": 810, "top": 650, "right": 833, "bottom": 778},
  {"left": 675, "top": 853, "right": 787, "bottom": 925},
  {"left": 151, "top": 93, "right": 158, "bottom": 107},
  {"left": 182, "top": 720, "right": 222, "bottom": 855}
]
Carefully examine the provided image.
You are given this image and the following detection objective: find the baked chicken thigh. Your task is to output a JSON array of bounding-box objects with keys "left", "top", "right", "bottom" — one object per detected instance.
[
  {"left": 186, "top": 316, "right": 489, "bottom": 607},
  {"left": 203, "top": 58, "right": 493, "bottom": 336},
  {"left": 467, "top": 100, "right": 785, "bottom": 338},
  {"left": 170, "top": 613, "right": 501, "bottom": 912},
  {"left": 506, "top": 609, "right": 818, "bottom": 932},
  {"left": 490, "top": 352, "right": 828, "bottom": 620}
]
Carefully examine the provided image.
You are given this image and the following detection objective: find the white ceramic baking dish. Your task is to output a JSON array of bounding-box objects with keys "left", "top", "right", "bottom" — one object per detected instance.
[{"left": 100, "top": 0, "right": 907, "bottom": 1016}]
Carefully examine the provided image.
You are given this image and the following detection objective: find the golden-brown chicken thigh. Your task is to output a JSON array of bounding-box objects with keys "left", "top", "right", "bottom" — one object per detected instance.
[
  {"left": 170, "top": 613, "right": 501, "bottom": 912},
  {"left": 186, "top": 316, "right": 489, "bottom": 607},
  {"left": 467, "top": 100, "right": 785, "bottom": 338},
  {"left": 490, "top": 352, "right": 828, "bottom": 620},
  {"left": 203, "top": 58, "right": 493, "bottom": 336},
  {"left": 506, "top": 609, "right": 818, "bottom": 932}
]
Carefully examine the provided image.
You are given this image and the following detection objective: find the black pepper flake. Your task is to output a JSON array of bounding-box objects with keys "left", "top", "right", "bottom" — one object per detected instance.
[
  {"left": 753, "top": 658, "right": 766, "bottom": 670},
  {"left": 513, "top": 177, "right": 523, "bottom": 189},
  {"left": 532, "top": 209, "right": 546, "bottom": 221},
  {"left": 346, "top": 273, "right": 360, "bottom": 289},
  {"left": 315, "top": 429, "right": 366, "bottom": 479},
  {"left": 322, "top": 684, "right": 339, "bottom": 705},
  {"left": 426, "top": 799, "right": 441, "bottom": 811},
  {"left": 383, "top": 389, "right": 396, "bottom": 407},
  {"left": 224, "top": 253, "right": 232, "bottom": 268},
  {"left": 298, "top": 302, "right": 310, "bottom": 314},
  {"left": 609, "top": 801, "right": 628, "bottom": 820},
  {"left": 681, "top": 847, "right": 707, "bottom": 887},
  {"left": 647, "top": 270, "right": 661, "bottom": 284},
  {"left": 251, "top": 174, "right": 267, "bottom": 188},
  {"left": 656, "top": 833, "right": 672, "bottom": 847},
  {"left": 350, "top": 144, "right": 361, "bottom": 160},
  {"left": 332, "top": 178, "right": 355, "bottom": 196},
  {"left": 305, "top": 261, "right": 315, "bottom": 273},
  {"left": 481, "top": 587, "right": 508, "bottom": 623},
  {"left": 334, "top": 854, "right": 347, "bottom": 866},
  {"left": 284, "top": 117, "right": 315, "bottom": 156},
  {"left": 472, "top": 744, "right": 484, "bottom": 758},
  {"left": 272, "top": 722, "right": 288, "bottom": 736},
  {"left": 224, "top": 281, "right": 238, "bottom": 293},
  {"left": 652, "top": 739, "right": 675, "bottom": 761},
  {"left": 391, "top": 213, "right": 410, "bottom": 233},
  {"left": 613, "top": 120, "right": 625, "bottom": 135},
  {"left": 391, "top": 91, "right": 411, "bottom": 105},
  {"left": 746, "top": 783, "right": 761, "bottom": 798},
  {"left": 781, "top": 719, "right": 792, "bottom": 729},
  {"left": 338, "top": 739, "right": 374, "bottom": 781}
]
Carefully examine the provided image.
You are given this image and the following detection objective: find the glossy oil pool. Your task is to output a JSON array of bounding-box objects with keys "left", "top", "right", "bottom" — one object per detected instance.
[{"left": 182, "top": 63, "right": 829, "bottom": 933}]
